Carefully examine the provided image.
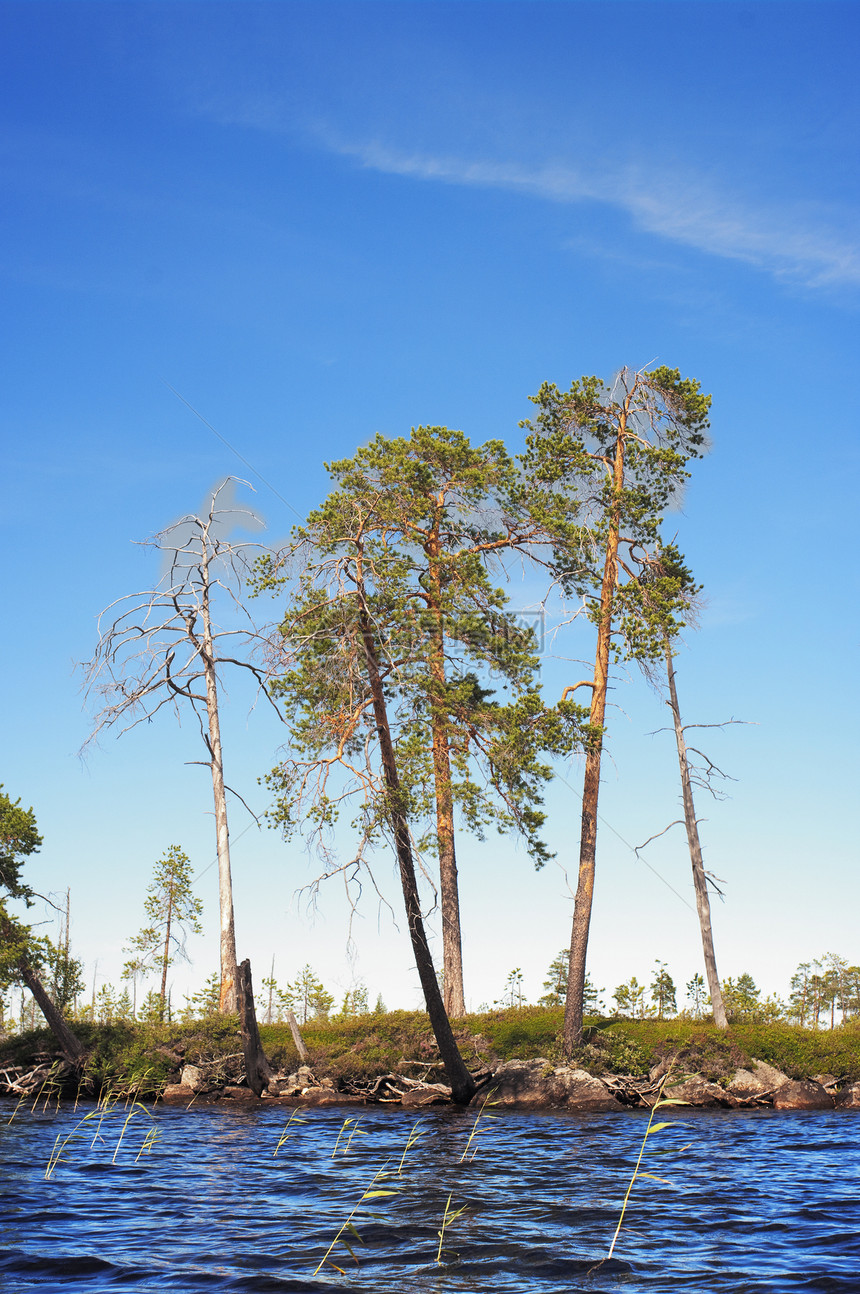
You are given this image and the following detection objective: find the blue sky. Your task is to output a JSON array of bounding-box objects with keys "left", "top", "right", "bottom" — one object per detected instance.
[{"left": 2, "top": 1, "right": 858, "bottom": 1016}]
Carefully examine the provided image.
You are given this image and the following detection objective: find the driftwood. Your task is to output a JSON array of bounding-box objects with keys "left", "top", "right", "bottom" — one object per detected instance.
[
  {"left": 236, "top": 959, "right": 275, "bottom": 1097},
  {"left": 0, "top": 1059, "right": 72, "bottom": 1099},
  {"left": 285, "top": 1009, "right": 309, "bottom": 1062},
  {"left": 337, "top": 1064, "right": 491, "bottom": 1104}
]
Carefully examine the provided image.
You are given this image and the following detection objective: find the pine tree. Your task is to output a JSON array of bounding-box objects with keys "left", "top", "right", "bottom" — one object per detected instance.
[
  {"left": 124, "top": 846, "right": 203, "bottom": 1022},
  {"left": 259, "top": 427, "right": 588, "bottom": 1016},
  {"left": 521, "top": 365, "right": 710, "bottom": 1050},
  {"left": 253, "top": 427, "right": 590, "bottom": 1101},
  {"left": 650, "top": 961, "right": 676, "bottom": 1018}
]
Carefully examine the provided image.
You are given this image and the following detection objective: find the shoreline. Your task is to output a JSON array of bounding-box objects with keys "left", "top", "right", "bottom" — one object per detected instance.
[
  {"left": 5, "top": 1053, "right": 860, "bottom": 1113},
  {"left": 4, "top": 1008, "right": 860, "bottom": 1113}
]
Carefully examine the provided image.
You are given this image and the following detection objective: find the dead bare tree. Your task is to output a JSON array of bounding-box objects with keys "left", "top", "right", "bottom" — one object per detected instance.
[
  {"left": 632, "top": 543, "right": 745, "bottom": 1031},
  {"left": 81, "top": 479, "right": 279, "bottom": 1012},
  {"left": 662, "top": 645, "right": 729, "bottom": 1029}
]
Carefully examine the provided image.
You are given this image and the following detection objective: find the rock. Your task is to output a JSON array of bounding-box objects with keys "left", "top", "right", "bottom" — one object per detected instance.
[
  {"left": 553, "top": 1068, "right": 624, "bottom": 1111},
  {"left": 664, "top": 1075, "right": 730, "bottom": 1107},
  {"left": 296, "top": 1066, "right": 315, "bottom": 1084},
  {"left": 836, "top": 1082, "right": 860, "bottom": 1109},
  {"left": 813, "top": 1073, "right": 838, "bottom": 1090},
  {"left": 161, "top": 1084, "right": 196, "bottom": 1103},
  {"left": 300, "top": 1087, "right": 359, "bottom": 1106},
  {"left": 180, "top": 1065, "right": 205, "bottom": 1092},
  {"left": 483, "top": 1060, "right": 621, "bottom": 1110},
  {"left": 726, "top": 1069, "right": 763, "bottom": 1098},
  {"left": 401, "top": 1083, "right": 450, "bottom": 1107},
  {"left": 750, "top": 1059, "right": 791, "bottom": 1088},
  {"left": 222, "top": 1084, "right": 258, "bottom": 1102},
  {"left": 479, "top": 1059, "right": 549, "bottom": 1107},
  {"left": 772, "top": 1079, "right": 833, "bottom": 1111},
  {"left": 727, "top": 1060, "right": 790, "bottom": 1100},
  {"left": 649, "top": 1057, "right": 674, "bottom": 1083}
]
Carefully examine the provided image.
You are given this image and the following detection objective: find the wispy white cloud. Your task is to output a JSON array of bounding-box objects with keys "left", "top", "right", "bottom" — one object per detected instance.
[{"left": 320, "top": 134, "right": 860, "bottom": 290}]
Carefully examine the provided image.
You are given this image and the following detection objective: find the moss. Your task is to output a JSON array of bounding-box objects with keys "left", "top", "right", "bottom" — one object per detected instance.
[
  {"left": 729, "top": 1021, "right": 860, "bottom": 1081},
  {"left": 4, "top": 1007, "right": 860, "bottom": 1095}
]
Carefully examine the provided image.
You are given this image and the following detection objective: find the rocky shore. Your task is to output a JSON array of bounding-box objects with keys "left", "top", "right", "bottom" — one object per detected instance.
[
  {"left": 152, "top": 1056, "right": 860, "bottom": 1111},
  {"left": 4, "top": 1010, "right": 860, "bottom": 1113}
]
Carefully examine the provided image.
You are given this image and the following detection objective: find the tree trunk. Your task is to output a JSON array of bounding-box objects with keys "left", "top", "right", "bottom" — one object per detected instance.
[
  {"left": 432, "top": 728, "right": 465, "bottom": 1017},
  {"left": 426, "top": 537, "right": 466, "bottom": 1017},
  {"left": 18, "top": 963, "right": 84, "bottom": 1066},
  {"left": 200, "top": 564, "right": 238, "bottom": 1014},
  {"left": 236, "top": 959, "right": 275, "bottom": 1097},
  {"left": 562, "top": 423, "right": 626, "bottom": 1055},
  {"left": 356, "top": 588, "right": 476, "bottom": 1104},
  {"left": 159, "top": 879, "right": 174, "bottom": 1020},
  {"left": 664, "top": 642, "right": 728, "bottom": 1030}
]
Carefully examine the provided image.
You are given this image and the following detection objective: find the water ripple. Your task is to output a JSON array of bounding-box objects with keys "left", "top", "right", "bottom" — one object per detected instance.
[{"left": 1, "top": 1102, "right": 859, "bottom": 1292}]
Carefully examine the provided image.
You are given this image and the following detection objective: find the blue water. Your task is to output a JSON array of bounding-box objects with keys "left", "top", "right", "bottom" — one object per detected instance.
[{"left": 1, "top": 1100, "right": 858, "bottom": 1292}]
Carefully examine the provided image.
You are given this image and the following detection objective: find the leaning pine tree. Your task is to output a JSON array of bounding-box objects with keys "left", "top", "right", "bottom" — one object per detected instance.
[
  {"left": 0, "top": 786, "right": 84, "bottom": 1064},
  {"left": 521, "top": 366, "right": 711, "bottom": 1051},
  {"left": 254, "top": 426, "right": 589, "bottom": 1098}
]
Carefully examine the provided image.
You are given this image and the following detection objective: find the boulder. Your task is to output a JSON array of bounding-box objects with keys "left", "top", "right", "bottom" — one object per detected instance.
[
  {"left": 161, "top": 1083, "right": 196, "bottom": 1103},
  {"left": 222, "top": 1084, "right": 258, "bottom": 1102},
  {"left": 180, "top": 1064, "right": 205, "bottom": 1092},
  {"left": 479, "top": 1058, "right": 550, "bottom": 1107},
  {"left": 401, "top": 1083, "right": 451, "bottom": 1107},
  {"left": 772, "top": 1079, "right": 833, "bottom": 1111},
  {"left": 300, "top": 1086, "right": 349, "bottom": 1106},
  {"left": 553, "top": 1067, "right": 624, "bottom": 1111},
  {"left": 483, "top": 1060, "right": 621, "bottom": 1110},
  {"left": 277, "top": 1073, "right": 304, "bottom": 1095},
  {"left": 836, "top": 1083, "right": 860, "bottom": 1109},
  {"left": 664, "top": 1075, "right": 730, "bottom": 1107},
  {"left": 727, "top": 1060, "right": 790, "bottom": 1100}
]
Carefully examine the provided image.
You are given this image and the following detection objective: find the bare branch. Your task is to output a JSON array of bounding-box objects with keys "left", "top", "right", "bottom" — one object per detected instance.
[
  {"left": 634, "top": 821, "right": 685, "bottom": 855},
  {"left": 680, "top": 718, "right": 753, "bottom": 733},
  {"left": 561, "top": 680, "right": 596, "bottom": 700}
]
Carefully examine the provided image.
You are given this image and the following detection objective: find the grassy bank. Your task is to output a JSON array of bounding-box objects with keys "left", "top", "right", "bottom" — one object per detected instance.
[{"left": 3, "top": 1006, "right": 860, "bottom": 1098}]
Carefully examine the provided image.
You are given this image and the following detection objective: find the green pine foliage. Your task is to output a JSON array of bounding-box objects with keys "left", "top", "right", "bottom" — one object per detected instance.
[
  {"left": 123, "top": 846, "right": 203, "bottom": 1020},
  {"left": 253, "top": 424, "right": 592, "bottom": 871},
  {"left": 0, "top": 786, "right": 45, "bottom": 987},
  {"left": 519, "top": 366, "right": 710, "bottom": 666}
]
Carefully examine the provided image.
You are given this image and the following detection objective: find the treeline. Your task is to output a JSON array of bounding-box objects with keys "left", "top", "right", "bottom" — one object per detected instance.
[
  {"left": 4, "top": 962, "right": 384, "bottom": 1033},
  {"left": 532, "top": 950, "right": 860, "bottom": 1029},
  {"left": 9, "top": 949, "right": 857, "bottom": 1038}
]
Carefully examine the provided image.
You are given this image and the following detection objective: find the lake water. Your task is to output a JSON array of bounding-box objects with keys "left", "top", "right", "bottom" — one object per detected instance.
[{"left": 1, "top": 1099, "right": 858, "bottom": 1292}]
